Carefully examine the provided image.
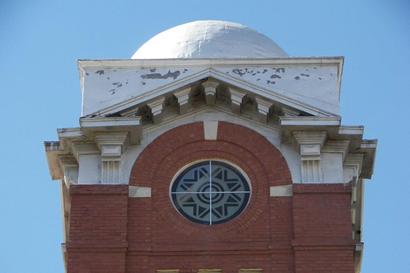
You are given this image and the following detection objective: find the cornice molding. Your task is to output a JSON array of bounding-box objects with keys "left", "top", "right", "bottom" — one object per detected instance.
[
  {"left": 78, "top": 56, "right": 344, "bottom": 69},
  {"left": 255, "top": 97, "right": 273, "bottom": 122},
  {"left": 147, "top": 97, "right": 165, "bottom": 123},
  {"left": 85, "top": 69, "right": 338, "bottom": 118},
  {"left": 293, "top": 131, "right": 327, "bottom": 147},
  {"left": 228, "top": 87, "right": 246, "bottom": 113},
  {"left": 80, "top": 116, "right": 141, "bottom": 128},
  {"left": 173, "top": 87, "right": 192, "bottom": 114},
  {"left": 322, "top": 140, "right": 350, "bottom": 160},
  {"left": 293, "top": 131, "right": 327, "bottom": 183}
]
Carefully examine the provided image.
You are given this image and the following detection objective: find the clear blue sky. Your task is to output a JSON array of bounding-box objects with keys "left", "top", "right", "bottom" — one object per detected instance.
[{"left": 0, "top": 0, "right": 409, "bottom": 272}]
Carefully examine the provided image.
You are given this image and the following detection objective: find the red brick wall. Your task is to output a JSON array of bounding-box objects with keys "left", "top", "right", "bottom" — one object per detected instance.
[
  {"left": 292, "top": 184, "right": 355, "bottom": 273},
  {"left": 67, "top": 185, "right": 128, "bottom": 273},
  {"left": 127, "top": 122, "right": 293, "bottom": 273},
  {"left": 66, "top": 122, "right": 355, "bottom": 273}
]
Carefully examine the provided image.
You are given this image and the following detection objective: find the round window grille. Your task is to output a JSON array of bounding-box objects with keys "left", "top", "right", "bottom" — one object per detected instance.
[{"left": 171, "top": 160, "right": 250, "bottom": 225}]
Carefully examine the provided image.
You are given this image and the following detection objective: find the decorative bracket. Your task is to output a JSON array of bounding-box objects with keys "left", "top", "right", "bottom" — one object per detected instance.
[
  {"left": 344, "top": 153, "right": 364, "bottom": 184},
  {"left": 147, "top": 97, "right": 165, "bottom": 123},
  {"left": 255, "top": 97, "right": 273, "bottom": 122},
  {"left": 58, "top": 155, "right": 78, "bottom": 186},
  {"left": 95, "top": 132, "right": 129, "bottom": 184},
  {"left": 322, "top": 140, "right": 350, "bottom": 161},
  {"left": 293, "top": 131, "right": 327, "bottom": 183},
  {"left": 202, "top": 80, "right": 219, "bottom": 105},
  {"left": 173, "top": 87, "right": 191, "bottom": 114},
  {"left": 281, "top": 106, "right": 300, "bottom": 117},
  {"left": 229, "top": 87, "right": 246, "bottom": 114}
]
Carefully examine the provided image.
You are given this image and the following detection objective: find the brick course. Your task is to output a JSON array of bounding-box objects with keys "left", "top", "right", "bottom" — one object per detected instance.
[{"left": 66, "top": 122, "right": 355, "bottom": 273}]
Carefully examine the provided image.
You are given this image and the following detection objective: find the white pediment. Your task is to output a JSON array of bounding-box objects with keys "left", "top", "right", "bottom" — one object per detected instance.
[{"left": 79, "top": 58, "right": 343, "bottom": 117}]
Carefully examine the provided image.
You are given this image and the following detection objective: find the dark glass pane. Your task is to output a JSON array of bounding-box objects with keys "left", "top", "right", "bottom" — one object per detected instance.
[{"left": 171, "top": 160, "right": 250, "bottom": 225}]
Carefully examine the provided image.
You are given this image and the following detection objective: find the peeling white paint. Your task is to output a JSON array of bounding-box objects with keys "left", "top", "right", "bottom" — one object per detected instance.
[
  {"left": 215, "top": 65, "right": 339, "bottom": 114},
  {"left": 82, "top": 66, "right": 203, "bottom": 116},
  {"left": 80, "top": 61, "right": 342, "bottom": 117}
]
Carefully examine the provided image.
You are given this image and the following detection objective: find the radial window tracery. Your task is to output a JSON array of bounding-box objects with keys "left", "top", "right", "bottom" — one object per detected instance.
[{"left": 171, "top": 160, "right": 250, "bottom": 225}]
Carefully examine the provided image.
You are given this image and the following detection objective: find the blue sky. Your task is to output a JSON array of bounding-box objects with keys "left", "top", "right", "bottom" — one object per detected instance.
[{"left": 0, "top": 0, "right": 409, "bottom": 272}]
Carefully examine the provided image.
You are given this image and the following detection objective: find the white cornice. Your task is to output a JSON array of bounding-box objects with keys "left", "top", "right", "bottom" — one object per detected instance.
[
  {"left": 44, "top": 141, "right": 64, "bottom": 180},
  {"left": 322, "top": 140, "right": 350, "bottom": 160},
  {"left": 280, "top": 116, "right": 340, "bottom": 126},
  {"left": 71, "top": 143, "right": 99, "bottom": 161},
  {"left": 57, "top": 128, "right": 84, "bottom": 139},
  {"left": 339, "top": 126, "right": 364, "bottom": 136},
  {"left": 87, "top": 69, "right": 338, "bottom": 118},
  {"left": 78, "top": 56, "right": 343, "bottom": 69},
  {"left": 293, "top": 131, "right": 327, "bottom": 146},
  {"left": 358, "top": 139, "right": 377, "bottom": 179},
  {"left": 80, "top": 116, "right": 141, "bottom": 128}
]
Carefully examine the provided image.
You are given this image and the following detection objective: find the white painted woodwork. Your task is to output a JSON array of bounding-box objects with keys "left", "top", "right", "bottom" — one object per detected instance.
[
  {"left": 94, "top": 132, "right": 128, "bottom": 184},
  {"left": 202, "top": 80, "right": 219, "bottom": 105},
  {"left": 79, "top": 58, "right": 343, "bottom": 117},
  {"left": 228, "top": 87, "right": 246, "bottom": 113},
  {"left": 293, "top": 131, "right": 327, "bottom": 183},
  {"left": 77, "top": 154, "right": 100, "bottom": 184},
  {"left": 147, "top": 97, "right": 165, "bottom": 123},
  {"left": 173, "top": 87, "right": 191, "bottom": 114}
]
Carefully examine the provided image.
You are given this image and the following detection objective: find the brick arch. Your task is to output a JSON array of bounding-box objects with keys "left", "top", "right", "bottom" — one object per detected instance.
[
  {"left": 128, "top": 121, "right": 292, "bottom": 240},
  {"left": 130, "top": 121, "right": 291, "bottom": 187}
]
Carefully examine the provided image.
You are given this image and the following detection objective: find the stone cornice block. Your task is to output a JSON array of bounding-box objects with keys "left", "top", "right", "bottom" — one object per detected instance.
[
  {"left": 280, "top": 116, "right": 340, "bottom": 126},
  {"left": 228, "top": 87, "right": 246, "bottom": 113},
  {"left": 281, "top": 106, "right": 300, "bottom": 117},
  {"left": 255, "top": 97, "right": 273, "bottom": 122},
  {"left": 95, "top": 132, "right": 129, "bottom": 158},
  {"left": 100, "top": 145, "right": 122, "bottom": 159},
  {"left": 57, "top": 128, "right": 84, "bottom": 139},
  {"left": 255, "top": 97, "right": 272, "bottom": 115},
  {"left": 94, "top": 132, "right": 129, "bottom": 146},
  {"left": 173, "top": 87, "right": 192, "bottom": 114},
  {"left": 80, "top": 116, "right": 141, "bottom": 128},
  {"left": 344, "top": 153, "right": 364, "bottom": 179},
  {"left": 147, "top": 97, "right": 165, "bottom": 122},
  {"left": 338, "top": 125, "right": 364, "bottom": 136},
  {"left": 71, "top": 142, "right": 99, "bottom": 161},
  {"left": 202, "top": 79, "right": 219, "bottom": 105},
  {"left": 293, "top": 131, "right": 327, "bottom": 146},
  {"left": 300, "top": 144, "right": 321, "bottom": 158},
  {"left": 293, "top": 131, "right": 327, "bottom": 183},
  {"left": 58, "top": 154, "right": 78, "bottom": 167},
  {"left": 322, "top": 140, "right": 350, "bottom": 160},
  {"left": 201, "top": 79, "right": 219, "bottom": 92}
]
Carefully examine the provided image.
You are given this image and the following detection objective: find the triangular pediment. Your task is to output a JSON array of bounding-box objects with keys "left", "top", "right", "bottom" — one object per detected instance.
[
  {"left": 83, "top": 69, "right": 339, "bottom": 121},
  {"left": 79, "top": 58, "right": 342, "bottom": 118}
]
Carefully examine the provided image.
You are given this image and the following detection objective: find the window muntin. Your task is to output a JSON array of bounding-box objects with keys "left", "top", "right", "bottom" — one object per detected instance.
[{"left": 171, "top": 160, "right": 250, "bottom": 225}]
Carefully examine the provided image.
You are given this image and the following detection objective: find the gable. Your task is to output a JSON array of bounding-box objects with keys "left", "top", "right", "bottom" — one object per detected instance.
[{"left": 79, "top": 58, "right": 343, "bottom": 117}]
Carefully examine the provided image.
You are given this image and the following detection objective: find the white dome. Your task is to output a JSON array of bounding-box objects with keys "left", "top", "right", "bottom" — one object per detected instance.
[{"left": 132, "top": 20, "right": 287, "bottom": 59}]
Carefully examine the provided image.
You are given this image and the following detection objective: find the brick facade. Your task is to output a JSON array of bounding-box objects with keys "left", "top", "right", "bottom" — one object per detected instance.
[{"left": 66, "top": 122, "right": 354, "bottom": 273}]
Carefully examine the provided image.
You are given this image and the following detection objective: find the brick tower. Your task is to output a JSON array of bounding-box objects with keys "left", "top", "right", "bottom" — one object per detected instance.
[{"left": 45, "top": 20, "right": 377, "bottom": 273}]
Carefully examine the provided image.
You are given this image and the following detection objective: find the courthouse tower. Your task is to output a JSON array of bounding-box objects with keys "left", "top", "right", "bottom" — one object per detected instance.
[{"left": 45, "top": 20, "right": 377, "bottom": 273}]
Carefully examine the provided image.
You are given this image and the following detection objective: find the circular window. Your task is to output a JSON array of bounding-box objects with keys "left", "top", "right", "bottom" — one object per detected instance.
[{"left": 171, "top": 160, "right": 250, "bottom": 225}]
